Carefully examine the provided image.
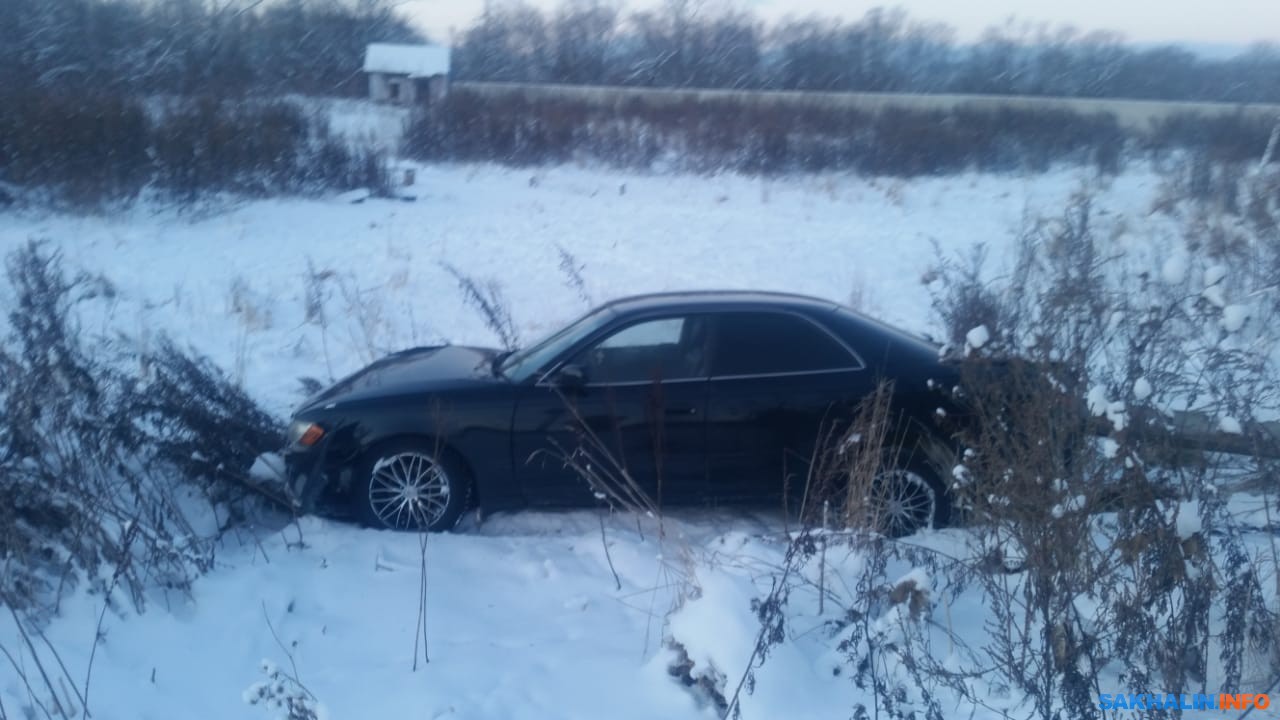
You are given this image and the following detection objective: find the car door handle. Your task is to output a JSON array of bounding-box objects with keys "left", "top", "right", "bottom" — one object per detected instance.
[{"left": 664, "top": 407, "right": 698, "bottom": 416}]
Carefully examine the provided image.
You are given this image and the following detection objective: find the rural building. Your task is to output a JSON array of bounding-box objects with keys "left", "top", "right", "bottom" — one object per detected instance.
[{"left": 363, "top": 43, "right": 451, "bottom": 106}]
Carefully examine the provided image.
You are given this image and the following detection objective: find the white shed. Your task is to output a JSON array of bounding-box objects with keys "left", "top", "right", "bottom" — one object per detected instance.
[{"left": 363, "top": 43, "right": 451, "bottom": 106}]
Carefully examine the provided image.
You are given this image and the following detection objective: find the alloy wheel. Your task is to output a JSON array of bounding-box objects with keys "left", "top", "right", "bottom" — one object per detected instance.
[
  {"left": 872, "top": 469, "right": 936, "bottom": 537},
  {"left": 367, "top": 451, "right": 452, "bottom": 530}
]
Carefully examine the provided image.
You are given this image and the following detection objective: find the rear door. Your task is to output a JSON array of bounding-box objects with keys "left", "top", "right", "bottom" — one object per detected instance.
[{"left": 704, "top": 310, "right": 873, "bottom": 501}]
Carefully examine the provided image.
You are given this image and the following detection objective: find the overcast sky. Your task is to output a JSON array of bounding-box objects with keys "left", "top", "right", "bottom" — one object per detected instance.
[{"left": 401, "top": 0, "right": 1280, "bottom": 48}]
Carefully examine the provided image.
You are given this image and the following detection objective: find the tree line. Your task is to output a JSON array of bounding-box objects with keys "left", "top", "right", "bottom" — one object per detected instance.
[
  {"left": 0, "top": 0, "right": 421, "bottom": 97},
  {"left": 456, "top": 0, "right": 1280, "bottom": 104},
  {"left": 4, "top": 0, "right": 1278, "bottom": 103}
]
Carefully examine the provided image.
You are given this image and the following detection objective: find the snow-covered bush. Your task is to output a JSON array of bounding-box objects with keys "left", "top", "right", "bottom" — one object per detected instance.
[
  {"left": 923, "top": 173, "right": 1280, "bottom": 717},
  {"left": 149, "top": 97, "right": 391, "bottom": 204},
  {"left": 735, "top": 163, "right": 1280, "bottom": 720},
  {"left": 244, "top": 659, "right": 324, "bottom": 720},
  {"left": 0, "top": 89, "right": 390, "bottom": 209},
  {"left": 0, "top": 241, "right": 284, "bottom": 614},
  {"left": 130, "top": 340, "right": 286, "bottom": 511},
  {"left": 725, "top": 512, "right": 971, "bottom": 720}
]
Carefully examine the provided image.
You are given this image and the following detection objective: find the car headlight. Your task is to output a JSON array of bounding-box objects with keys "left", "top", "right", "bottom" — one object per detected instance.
[{"left": 288, "top": 420, "right": 326, "bottom": 447}]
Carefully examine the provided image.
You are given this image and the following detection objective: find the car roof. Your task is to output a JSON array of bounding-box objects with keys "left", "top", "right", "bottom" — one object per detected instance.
[
  {"left": 599, "top": 290, "right": 942, "bottom": 357},
  {"left": 599, "top": 290, "right": 843, "bottom": 314}
]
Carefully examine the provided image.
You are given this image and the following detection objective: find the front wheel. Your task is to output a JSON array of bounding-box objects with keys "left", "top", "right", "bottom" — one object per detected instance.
[{"left": 354, "top": 440, "right": 470, "bottom": 532}]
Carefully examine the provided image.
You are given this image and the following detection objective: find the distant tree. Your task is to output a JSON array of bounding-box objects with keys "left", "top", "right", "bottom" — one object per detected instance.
[
  {"left": 690, "top": 8, "right": 762, "bottom": 89},
  {"left": 622, "top": 0, "right": 696, "bottom": 86},
  {"left": 454, "top": 1, "right": 552, "bottom": 82},
  {"left": 550, "top": 0, "right": 620, "bottom": 85},
  {"left": 1215, "top": 43, "right": 1280, "bottom": 103},
  {"left": 886, "top": 19, "right": 956, "bottom": 93},
  {"left": 622, "top": 0, "right": 761, "bottom": 88},
  {"left": 0, "top": 0, "right": 139, "bottom": 91},
  {"left": 1055, "top": 30, "right": 1128, "bottom": 98},
  {"left": 768, "top": 19, "right": 851, "bottom": 91},
  {"left": 843, "top": 7, "right": 906, "bottom": 92},
  {"left": 253, "top": 0, "right": 423, "bottom": 95},
  {"left": 1105, "top": 45, "right": 1204, "bottom": 101},
  {"left": 6, "top": 0, "right": 1280, "bottom": 105},
  {"left": 958, "top": 21, "right": 1040, "bottom": 95},
  {"left": 0, "top": 0, "right": 422, "bottom": 97},
  {"left": 768, "top": 10, "right": 952, "bottom": 93}
]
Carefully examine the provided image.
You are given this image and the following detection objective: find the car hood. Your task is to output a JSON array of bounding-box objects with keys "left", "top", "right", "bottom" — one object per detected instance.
[{"left": 296, "top": 345, "right": 503, "bottom": 412}]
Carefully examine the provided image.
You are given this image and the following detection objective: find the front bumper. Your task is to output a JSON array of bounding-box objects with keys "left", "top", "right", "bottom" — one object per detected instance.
[{"left": 282, "top": 438, "right": 332, "bottom": 513}]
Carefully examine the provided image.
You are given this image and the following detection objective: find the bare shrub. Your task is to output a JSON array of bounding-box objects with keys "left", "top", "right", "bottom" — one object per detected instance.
[
  {"left": 739, "top": 171, "right": 1280, "bottom": 719},
  {"left": 0, "top": 242, "right": 283, "bottom": 617},
  {"left": 800, "top": 381, "right": 906, "bottom": 534},
  {"left": 538, "top": 382, "right": 702, "bottom": 659},
  {"left": 228, "top": 275, "right": 274, "bottom": 332},
  {"left": 442, "top": 263, "right": 520, "bottom": 351},
  {"left": 0, "top": 242, "right": 195, "bottom": 614},
  {"left": 302, "top": 115, "right": 392, "bottom": 197},
  {"left": 0, "top": 87, "right": 152, "bottom": 208},
  {"left": 924, "top": 241, "right": 1006, "bottom": 350},
  {"left": 130, "top": 341, "right": 285, "bottom": 509},
  {"left": 556, "top": 244, "right": 592, "bottom": 307},
  {"left": 731, "top": 414, "right": 972, "bottom": 720},
  {"left": 926, "top": 183, "right": 1280, "bottom": 717},
  {"left": 244, "top": 659, "right": 320, "bottom": 720},
  {"left": 152, "top": 97, "right": 391, "bottom": 205},
  {"left": 330, "top": 272, "right": 392, "bottom": 365},
  {"left": 716, "top": 378, "right": 978, "bottom": 719},
  {"left": 0, "top": 88, "right": 390, "bottom": 209},
  {"left": 0, "top": 603, "right": 92, "bottom": 719},
  {"left": 1147, "top": 112, "right": 1278, "bottom": 166},
  {"left": 302, "top": 259, "right": 337, "bottom": 380},
  {"left": 537, "top": 390, "right": 665, "bottom": 523},
  {"left": 406, "top": 89, "right": 1129, "bottom": 177}
]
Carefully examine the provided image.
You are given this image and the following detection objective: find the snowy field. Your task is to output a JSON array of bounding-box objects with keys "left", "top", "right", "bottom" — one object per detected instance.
[{"left": 0, "top": 162, "right": 1215, "bottom": 720}]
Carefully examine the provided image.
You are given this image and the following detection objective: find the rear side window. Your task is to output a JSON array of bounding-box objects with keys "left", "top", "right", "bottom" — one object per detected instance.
[{"left": 711, "top": 312, "right": 858, "bottom": 377}]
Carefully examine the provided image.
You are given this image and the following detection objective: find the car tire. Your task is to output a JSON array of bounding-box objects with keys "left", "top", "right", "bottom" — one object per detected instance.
[
  {"left": 353, "top": 439, "right": 471, "bottom": 532},
  {"left": 869, "top": 457, "right": 949, "bottom": 538}
]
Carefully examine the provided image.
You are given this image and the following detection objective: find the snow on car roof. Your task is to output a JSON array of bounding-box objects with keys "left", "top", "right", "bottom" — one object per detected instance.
[{"left": 363, "top": 43, "right": 451, "bottom": 78}]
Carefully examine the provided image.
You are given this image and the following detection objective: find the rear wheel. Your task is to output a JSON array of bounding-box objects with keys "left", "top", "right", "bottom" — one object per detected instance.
[
  {"left": 353, "top": 440, "right": 470, "bottom": 532},
  {"left": 868, "top": 461, "right": 948, "bottom": 538}
]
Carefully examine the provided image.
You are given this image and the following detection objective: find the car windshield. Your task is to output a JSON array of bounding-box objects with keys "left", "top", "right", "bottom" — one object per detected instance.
[{"left": 498, "top": 306, "right": 615, "bottom": 382}]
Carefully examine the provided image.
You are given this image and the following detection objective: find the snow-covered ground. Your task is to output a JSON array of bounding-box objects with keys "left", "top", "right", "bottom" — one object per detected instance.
[
  {"left": 8, "top": 511, "right": 746, "bottom": 720},
  {"left": 0, "top": 162, "right": 1230, "bottom": 720}
]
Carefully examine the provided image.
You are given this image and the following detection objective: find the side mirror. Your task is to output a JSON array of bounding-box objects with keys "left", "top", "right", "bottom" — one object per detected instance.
[{"left": 552, "top": 363, "right": 587, "bottom": 391}]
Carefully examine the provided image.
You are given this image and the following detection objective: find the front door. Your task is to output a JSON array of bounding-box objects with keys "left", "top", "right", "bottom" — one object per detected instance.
[{"left": 511, "top": 314, "right": 712, "bottom": 508}]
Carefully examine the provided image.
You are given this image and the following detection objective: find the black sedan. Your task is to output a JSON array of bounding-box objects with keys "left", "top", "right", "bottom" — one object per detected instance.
[{"left": 284, "top": 291, "right": 962, "bottom": 535}]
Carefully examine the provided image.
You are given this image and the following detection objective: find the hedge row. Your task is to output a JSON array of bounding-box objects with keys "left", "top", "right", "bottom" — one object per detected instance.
[{"left": 0, "top": 89, "right": 386, "bottom": 208}]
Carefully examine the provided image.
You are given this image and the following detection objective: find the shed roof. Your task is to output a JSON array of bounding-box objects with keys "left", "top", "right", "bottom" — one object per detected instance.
[{"left": 363, "top": 43, "right": 451, "bottom": 77}]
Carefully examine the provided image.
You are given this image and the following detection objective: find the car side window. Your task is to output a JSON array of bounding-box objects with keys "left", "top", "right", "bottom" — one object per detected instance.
[
  {"left": 710, "top": 312, "right": 858, "bottom": 377},
  {"left": 573, "top": 316, "right": 709, "bottom": 384}
]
